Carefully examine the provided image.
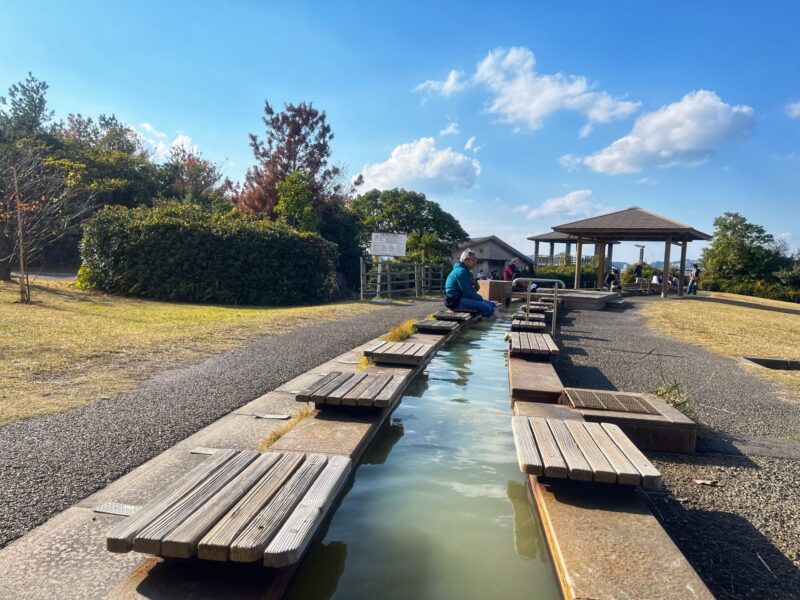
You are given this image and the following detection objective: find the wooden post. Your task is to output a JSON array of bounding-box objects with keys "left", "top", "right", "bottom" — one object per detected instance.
[
  {"left": 607, "top": 243, "right": 614, "bottom": 267},
  {"left": 661, "top": 238, "right": 671, "bottom": 298},
  {"left": 597, "top": 243, "right": 606, "bottom": 290},
  {"left": 549, "top": 242, "right": 555, "bottom": 265},
  {"left": 534, "top": 241, "right": 540, "bottom": 266},
  {"left": 678, "top": 239, "right": 687, "bottom": 297},
  {"left": 574, "top": 238, "right": 583, "bottom": 289},
  {"left": 12, "top": 167, "right": 30, "bottom": 303},
  {"left": 359, "top": 256, "right": 366, "bottom": 300},
  {"left": 565, "top": 242, "right": 572, "bottom": 265},
  {"left": 386, "top": 262, "right": 392, "bottom": 298}
]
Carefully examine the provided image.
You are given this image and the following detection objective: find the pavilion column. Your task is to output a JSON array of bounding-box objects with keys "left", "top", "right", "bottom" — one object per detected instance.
[
  {"left": 565, "top": 242, "right": 572, "bottom": 265},
  {"left": 534, "top": 241, "right": 540, "bottom": 266},
  {"left": 661, "top": 238, "right": 672, "bottom": 298},
  {"left": 606, "top": 243, "right": 614, "bottom": 267},
  {"left": 678, "top": 238, "right": 688, "bottom": 297},
  {"left": 597, "top": 243, "right": 606, "bottom": 289},
  {"left": 574, "top": 238, "right": 583, "bottom": 289},
  {"left": 549, "top": 242, "right": 555, "bottom": 265}
]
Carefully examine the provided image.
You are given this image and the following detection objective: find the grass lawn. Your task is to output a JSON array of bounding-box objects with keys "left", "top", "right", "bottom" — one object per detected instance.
[
  {"left": 642, "top": 291, "right": 800, "bottom": 399},
  {"left": 0, "top": 280, "right": 385, "bottom": 425}
]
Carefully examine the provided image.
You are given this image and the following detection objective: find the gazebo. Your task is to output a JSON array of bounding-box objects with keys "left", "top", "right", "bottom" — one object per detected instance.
[
  {"left": 551, "top": 206, "right": 711, "bottom": 298},
  {"left": 528, "top": 231, "right": 620, "bottom": 268}
]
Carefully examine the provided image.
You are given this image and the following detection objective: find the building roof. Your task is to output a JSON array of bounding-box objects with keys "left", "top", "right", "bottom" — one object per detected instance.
[
  {"left": 456, "top": 235, "right": 533, "bottom": 264},
  {"left": 551, "top": 206, "right": 711, "bottom": 242},
  {"left": 527, "top": 231, "right": 620, "bottom": 244}
]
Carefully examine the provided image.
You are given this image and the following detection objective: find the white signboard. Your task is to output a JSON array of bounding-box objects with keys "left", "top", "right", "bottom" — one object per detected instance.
[{"left": 370, "top": 232, "right": 407, "bottom": 257}]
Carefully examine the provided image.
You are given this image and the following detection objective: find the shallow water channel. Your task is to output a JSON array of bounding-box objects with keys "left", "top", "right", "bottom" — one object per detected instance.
[{"left": 287, "top": 316, "right": 560, "bottom": 599}]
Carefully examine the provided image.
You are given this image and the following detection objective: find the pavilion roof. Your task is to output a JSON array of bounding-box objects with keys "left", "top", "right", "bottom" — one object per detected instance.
[
  {"left": 527, "top": 231, "right": 619, "bottom": 244},
  {"left": 551, "top": 206, "right": 710, "bottom": 242}
]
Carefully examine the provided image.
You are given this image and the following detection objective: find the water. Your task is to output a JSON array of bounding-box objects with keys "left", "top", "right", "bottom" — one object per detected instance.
[{"left": 287, "top": 317, "right": 560, "bottom": 600}]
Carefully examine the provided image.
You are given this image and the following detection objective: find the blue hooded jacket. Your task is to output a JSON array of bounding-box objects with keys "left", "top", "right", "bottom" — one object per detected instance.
[{"left": 445, "top": 262, "right": 482, "bottom": 301}]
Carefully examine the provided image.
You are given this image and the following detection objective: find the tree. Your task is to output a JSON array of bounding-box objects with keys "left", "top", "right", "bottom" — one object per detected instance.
[
  {"left": 351, "top": 188, "right": 469, "bottom": 262},
  {"left": 237, "top": 100, "right": 355, "bottom": 215},
  {"left": 0, "top": 72, "right": 53, "bottom": 142},
  {"left": 319, "top": 202, "right": 363, "bottom": 287},
  {"left": 274, "top": 171, "right": 319, "bottom": 232},
  {"left": 701, "top": 212, "right": 790, "bottom": 280},
  {"left": 162, "top": 144, "right": 230, "bottom": 211},
  {"left": 0, "top": 143, "right": 96, "bottom": 293}
]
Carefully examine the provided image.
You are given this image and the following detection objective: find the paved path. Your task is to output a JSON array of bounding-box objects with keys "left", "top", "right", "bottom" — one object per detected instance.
[{"left": 0, "top": 301, "right": 431, "bottom": 548}]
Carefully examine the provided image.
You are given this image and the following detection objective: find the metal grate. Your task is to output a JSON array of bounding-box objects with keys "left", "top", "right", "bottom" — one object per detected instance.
[{"left": 564, "top": 388, "right": 659, "bottom": 415}]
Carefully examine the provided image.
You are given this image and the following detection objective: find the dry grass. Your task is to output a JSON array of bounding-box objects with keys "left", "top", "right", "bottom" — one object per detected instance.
[
  {"left": 259, "top": 406, "right": 313, "bottom": 451},
  {"left": 357, "top": 355, "right": 375, "bottom": 371},
  {"left": 381, "top": 318, "right": 417, "bottom": 342},
  {"left": 0, "top": 280, "right": 382, "bottom": 425},
  {"left": 642, "top": 292, "right": 800, "bottom": 399}
]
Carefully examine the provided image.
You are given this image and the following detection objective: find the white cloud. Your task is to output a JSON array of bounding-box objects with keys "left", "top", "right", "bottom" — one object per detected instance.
[
  {"left": 414, "top": 69, "right": 467, "bottom": 98},
  {"left": 359, "top": 137, "right": 481, "bottom": 194},
  {"left": 471, "top": 47, "right": 639, "bottom": 134},
  {"left": 464, "top": 136, "right": 481, "bottom": 153},
  {"left": 559, "top": 153, "right": 582, "bottom": 171},
  {"left": 139, "top": 122, "right": 167, "bottom": 139},
  {"left": 439, "top": 121, "right": 459, "bottom": 136},
  {"left": 787, "top": 101, "right": 800, "bottom": 119},
  {"left": 580, "top": 90, "right": 755, "bottom": 174},
  {"left": 132, "top": 123, "right": 197, "bottom": 161},
  {"left": 514, "top": 189, "right": 601, "bottom": 220}
]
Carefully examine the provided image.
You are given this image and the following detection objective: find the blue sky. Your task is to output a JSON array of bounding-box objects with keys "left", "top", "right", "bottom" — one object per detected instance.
[{"left": 2, "top": 1, "right": 799, "bottom": 263}]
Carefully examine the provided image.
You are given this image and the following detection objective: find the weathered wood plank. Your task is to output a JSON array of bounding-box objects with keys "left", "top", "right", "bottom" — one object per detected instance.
[
  {"left": 432, "top": 310, "right": 471, "bottom": 322},
  {"left": 529, "top": 417, "right": 568, "bottom": 478},
  {"left": 602, "top": 423, "right": 662, "bottom": 490},
  {"left": 373, "top": 374, "right": 407, "bottom": 407},
  {"left": 133, "top": 450, "right": 259, "bottom": 555},
  {"left": 326, "top": 373, "right": 368, "bottom": 405},
  {"left": 583, "top": 422, "right": 640, "bottom": 486},
  {"left": 262, "top": 505, "right": 321, "bottom": 568},
  {"left": 547, "top": 419, "right": 593, "bottom": 481},
  {"left": 295, "top": 372, "right": 340, "bottom": 402},
  {"left": 341, "top": 375, "right": 378, "bottom": 406},
  {"left": 356, "top": 374, "right": 392, "bottom": 407},
  {"left": 197, "top": 452, "right": 305, "bottom": 561},
  {"left": 511, "top": 416, "right": 542, "bottom": 475},
  {"left": 542, "top": 334, "right": 559, "bottom": 355},
  {"left": 161, "top": 453, "right": 282, "bottom": 558},
  {"left": 311, "top": 372, "right": 353, "bottom": 402},
  {"left": 230, "top": 454, "right": 327, "bottom": 562},
  {"left": 106, "top": 449, "right": 238, "bottom": 553},
  {"left": 564, "top": 421, "right": 617, "bottom": 484}
]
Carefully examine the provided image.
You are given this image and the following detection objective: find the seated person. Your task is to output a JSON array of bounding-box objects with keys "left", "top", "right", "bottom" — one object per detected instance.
[
  {"left": 604, "top": 267, "right": 620, "bottom": 291},
  {"left": 445, "top": 249, "right": 499, "bottom": 319},
  {"left": 503, "top": 257, "right": 521, "bottom": 282}
]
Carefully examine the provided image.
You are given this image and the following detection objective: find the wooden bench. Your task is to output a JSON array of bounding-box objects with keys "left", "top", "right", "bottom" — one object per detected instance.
[
  {"left": 364, "top": 341, "right": 435, "bottom": 366},
  {"left": 294, "top": 371, "right": 408, "bottom": 408},
  {"left": 511, "top": 416, "right": 662, "bottom": 489},
  {"left": 432, "top": 310, "right": 474, "bottom": 322},
  {"left": 508, "top": 332, "right": 559, "bottom": 358},
  {"left": 106, "top": 450, "right": 351, "bottom": 567},
  {"left": 560, "top": 388, "right": 697, "bottom": 453},
  {"left": 412, "top": 319, "right": 459, "bottom": 334},
  {"left": 511, "top": 318, "right": 546, "bottom": 332}
]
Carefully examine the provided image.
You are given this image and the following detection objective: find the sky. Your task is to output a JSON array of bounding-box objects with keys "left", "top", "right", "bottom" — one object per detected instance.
[{"left": 1, "top": 1, "right": 799, "bottom": 263}]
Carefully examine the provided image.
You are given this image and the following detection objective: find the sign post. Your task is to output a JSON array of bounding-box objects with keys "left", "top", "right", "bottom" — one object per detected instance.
[{"left": 370, "top": 233, "right": 407, "bottom": 299}]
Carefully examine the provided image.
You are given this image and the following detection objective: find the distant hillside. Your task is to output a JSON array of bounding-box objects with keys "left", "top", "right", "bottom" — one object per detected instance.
[{"left": 650, "top": 260, "right": 699, "bottom": 269}]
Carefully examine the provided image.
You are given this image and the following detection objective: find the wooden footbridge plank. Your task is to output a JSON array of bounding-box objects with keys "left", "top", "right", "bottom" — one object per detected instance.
[
  {"left": 364, "top": 340, "right": 434, "bottom": 365},
  {"left": 413, "top": 319, "right": 459, "bottom": 334},
  {"left": 294, "top": 372, "right": 407, "bottom": 408},
  {"left": 510, "top": 418, "right": 660, "bottom": 488},
  {"left": 432, "top": 310, "right": 473, "bottom": 322},
  {"left": 509, "top": 332, "right": 559, "bottom": 357},
  {"left": 511, "top": 319, "right": 546, "bottom": 332}
]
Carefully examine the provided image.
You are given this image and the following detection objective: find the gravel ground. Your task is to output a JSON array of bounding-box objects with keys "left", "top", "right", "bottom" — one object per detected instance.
[
  {"left": 0, "top": 301, "right": 431, "bottom": 548},
  {"left": 555, "top": 296, "right": 800, "bottom": 599}
]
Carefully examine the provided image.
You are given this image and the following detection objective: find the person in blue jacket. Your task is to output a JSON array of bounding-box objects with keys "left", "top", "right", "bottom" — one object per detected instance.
[{"left": 445, "top": 249, "right": 499, "bottom": 318}]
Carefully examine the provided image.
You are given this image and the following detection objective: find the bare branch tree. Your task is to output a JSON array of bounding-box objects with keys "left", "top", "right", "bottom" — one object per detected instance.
[{"left": 0, "top": 144, "right": 97, "bottom": 300}]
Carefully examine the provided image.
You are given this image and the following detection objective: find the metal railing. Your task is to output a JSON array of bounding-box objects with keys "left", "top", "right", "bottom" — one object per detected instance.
[{"left": 512, "top": 277, "right": 565, "bottom": 337}]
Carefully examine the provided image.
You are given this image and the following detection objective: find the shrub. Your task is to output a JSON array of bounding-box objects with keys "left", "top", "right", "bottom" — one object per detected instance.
[
  {"left": 77, "top": 202, "right": 338, "bottom": 305},
  {"left": 700, "top": 276, "right": 800, "bottom": 303}
]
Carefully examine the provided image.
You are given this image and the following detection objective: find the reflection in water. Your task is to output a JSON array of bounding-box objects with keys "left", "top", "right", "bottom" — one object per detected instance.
[{"left": 287, "top": 316, "right": 559, "bottom": 600}]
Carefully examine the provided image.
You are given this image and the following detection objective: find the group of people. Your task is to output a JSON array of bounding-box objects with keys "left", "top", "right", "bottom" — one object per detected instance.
[{"left": 647, "top": 263, "right": 701, "bottom": 294}]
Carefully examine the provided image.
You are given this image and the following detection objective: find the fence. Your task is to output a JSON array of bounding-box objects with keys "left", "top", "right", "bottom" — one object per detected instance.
[{"left": 359, "top": 258, "right": 447, "bottom": 299}]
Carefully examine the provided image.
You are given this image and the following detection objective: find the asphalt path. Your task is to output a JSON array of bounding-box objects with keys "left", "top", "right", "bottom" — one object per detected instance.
[{"left": 0, "top": 301, "right": 431, "bottom": 548}]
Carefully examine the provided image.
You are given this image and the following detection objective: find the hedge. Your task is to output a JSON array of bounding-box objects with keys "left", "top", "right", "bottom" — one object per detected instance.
[
  {"left": 77, "top": 202, "right": 338, "bottom": 305},
  {"left": 700, "top": 277, "right": 800, "bottom": 303}
]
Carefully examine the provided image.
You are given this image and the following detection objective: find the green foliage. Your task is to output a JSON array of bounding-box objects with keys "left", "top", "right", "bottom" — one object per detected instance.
[
  {"left": 700, "top": 277, "right": 800, "bottom": 303},
  {"left": 274, "top": 171, "right": 320, "bottom": 232},
  {"left": 77, "top": 201, "right": 338, "bottom": 305},
  {"left": 0, "top": 72, "right": 53, "bottom": 141},
  {"left": 351, "top": 188, "right": 468, "bottom": 262},
  {"left": 536, "top": 259, "right": 601, "bottom": 288},
  {"left": 318, "top": 202, "right": 363, "bottom": 287},
  {"left": 620, "top": 263, "right": 661, "bottom": 283},
  {"left": 701, "top": 212, "right": 790, "bottom": 280}
]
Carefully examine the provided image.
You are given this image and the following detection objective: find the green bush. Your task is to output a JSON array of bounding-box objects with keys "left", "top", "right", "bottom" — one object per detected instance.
[
  {"left": 77, "top": 202, "right": 338, "bottom": 305},
  {"left": 700, "top": 276, "right": 800, "bottom": 303},
  {"left": 536, "top": 261, "right": 601, "bottom": 288}
]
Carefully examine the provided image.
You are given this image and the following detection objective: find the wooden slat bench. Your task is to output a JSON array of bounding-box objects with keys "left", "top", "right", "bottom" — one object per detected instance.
[
  {"left": 560, "top": 388, "right": 697, "bottom": 453},
  {"left": 413, "top": 319, "right": 459, "bottom": 334},
  {"left": 511, "top": 318, "right": 546, "bottom": 332},
  {"left": 294, "top": 371, "right": 408, "bottom": 408},
  {"left": 364, "top": 340, "right": 435, "bottom": 365},
  {"left": 107, "top": 450, "right": 351, "bottom": 567},
  {"left": 511, "top": 416, "right": 662, "bottom": 489},
  {"left": 432, "top": 310, "right": 474, "bottom": 322},
  {"left": 509, "top": 332, "right": 559, "bottom": 358}
]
